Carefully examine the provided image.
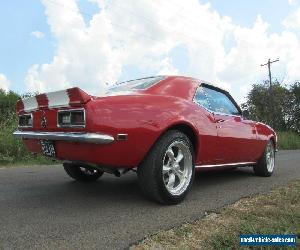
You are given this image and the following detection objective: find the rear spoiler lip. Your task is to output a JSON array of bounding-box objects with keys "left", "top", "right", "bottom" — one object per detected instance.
[{"left": 16, "top": 87, "right": 91, "bottom": 114}]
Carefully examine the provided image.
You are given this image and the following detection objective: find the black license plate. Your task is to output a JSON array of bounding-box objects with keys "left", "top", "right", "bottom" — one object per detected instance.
[{"left": 40, "top": 140, "right": 56, "bottom": 157}]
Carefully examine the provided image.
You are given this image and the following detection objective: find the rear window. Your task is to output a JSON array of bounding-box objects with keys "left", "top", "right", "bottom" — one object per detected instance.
[{"left": 106, "top": 76, "right": 164, "bottom": 94}]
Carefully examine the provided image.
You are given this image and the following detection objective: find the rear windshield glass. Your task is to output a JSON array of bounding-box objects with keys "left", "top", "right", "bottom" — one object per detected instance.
[{"left": 106, "top": 76, "right": 164, "bottom": 94}]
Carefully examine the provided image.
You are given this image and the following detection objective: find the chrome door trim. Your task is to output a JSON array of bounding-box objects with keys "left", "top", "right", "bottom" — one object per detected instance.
[{"left": 195, "top": 162, "right": 256, "bottom": 168}]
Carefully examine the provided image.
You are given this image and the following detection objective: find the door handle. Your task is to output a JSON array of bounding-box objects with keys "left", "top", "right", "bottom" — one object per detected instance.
[{"left": 214, "top": 118, "right": 225, "bottom": 123}]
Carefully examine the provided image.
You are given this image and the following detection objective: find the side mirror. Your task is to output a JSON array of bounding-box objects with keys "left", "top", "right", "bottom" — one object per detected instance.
[{"left": 242, "top": 110, "right": 250, "bottom": 119}]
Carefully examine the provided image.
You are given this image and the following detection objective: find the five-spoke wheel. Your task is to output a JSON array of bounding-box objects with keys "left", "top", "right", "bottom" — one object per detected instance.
[
  {"left": 138, "top": 130, "right": 195, "bottom": 204},
  {"left": 162, "top": 141, "right": 193, "bottom": 196}
]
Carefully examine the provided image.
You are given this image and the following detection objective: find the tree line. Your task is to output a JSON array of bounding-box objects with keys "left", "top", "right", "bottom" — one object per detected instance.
[{"left": 242, "top": 80, "right": 300, "bottom": 133}]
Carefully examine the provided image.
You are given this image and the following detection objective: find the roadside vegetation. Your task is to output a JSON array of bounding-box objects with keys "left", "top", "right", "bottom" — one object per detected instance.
[
  {"left": 132, "top": 180, "right": 300, "bottom": 250},
  {"left": 277, "top": 131, "right": 300, "bottom": 150},
  {"left": 0, "top": 80, "right": 300, "bottom": 165},
  {"left": 242, "top": 80, "right": 300, "bottom": 133},
  {"left": 0, "top": 89, "right": 54, "bottom": 166}
]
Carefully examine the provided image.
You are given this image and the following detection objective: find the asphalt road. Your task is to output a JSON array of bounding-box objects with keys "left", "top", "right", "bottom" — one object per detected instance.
[{"left": 0, "top": 150, "right": 299, "bottom": 250}]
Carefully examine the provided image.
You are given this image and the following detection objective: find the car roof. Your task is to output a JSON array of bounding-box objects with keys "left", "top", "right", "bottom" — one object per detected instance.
[
  {"left": 166, "top": 75, "right": 228, "bottom": 92},
  {"left": 115, "top": 75, "right": 227, "bottom": 93},
  {"left": 108, "top": 75, "right": 230, "bottom": 101}
]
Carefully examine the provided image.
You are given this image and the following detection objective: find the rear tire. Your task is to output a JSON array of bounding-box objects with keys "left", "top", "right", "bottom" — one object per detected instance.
[
  {"left": 137, "top": 130, "right": 195, "bottom": 205},
  {"left": 63, "top": 163, "right": 103, "bottom": 182},
  {"left": 253, "top": 140, "right": 275, "bottom": 177}
]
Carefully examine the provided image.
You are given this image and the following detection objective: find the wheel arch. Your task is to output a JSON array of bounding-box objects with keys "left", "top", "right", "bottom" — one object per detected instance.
[{"left": 160, "top": 122, "right": 199, "bottom": 159}]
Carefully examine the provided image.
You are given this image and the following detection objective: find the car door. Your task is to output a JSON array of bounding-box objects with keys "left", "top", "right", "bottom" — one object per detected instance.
[
  {"left": 193, "top": 85, "right": 219, "bottom": 164},
  {"left": 203, "top": 86, "right": 258, "bottom": 164}
]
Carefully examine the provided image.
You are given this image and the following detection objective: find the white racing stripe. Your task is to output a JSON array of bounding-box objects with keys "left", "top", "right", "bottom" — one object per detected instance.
[
  {"left": 22, "top": 96, "right": 39, "bottom": 112},
  {"left": 47, "top": 89, "right": 70, "bottom": 108}
]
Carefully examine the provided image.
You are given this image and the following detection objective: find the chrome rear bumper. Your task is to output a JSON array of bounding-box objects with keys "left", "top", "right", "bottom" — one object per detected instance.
[{"left": 13, "top": 130, "right": 114, "bottom": 144}]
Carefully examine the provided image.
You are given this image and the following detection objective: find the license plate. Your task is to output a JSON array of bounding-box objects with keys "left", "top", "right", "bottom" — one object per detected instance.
[{"left": 40, "top": 140, "right": 56, "bottom": 157}]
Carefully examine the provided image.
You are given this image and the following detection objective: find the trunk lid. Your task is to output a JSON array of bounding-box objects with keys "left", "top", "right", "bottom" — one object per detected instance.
[{"left": 16, "top": 87, "right": 91, "bottom": 114}]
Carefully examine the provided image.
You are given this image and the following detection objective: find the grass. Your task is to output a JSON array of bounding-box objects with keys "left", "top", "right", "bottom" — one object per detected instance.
[
  {"left": 132, "top": 180, "right": 300, "bottom": 250},
  {"left": 277, "top": 131, "right": 300, "bottom": 150},
  {"left": 0, "top": 156, "right": 58, "bottom": 167},
  {"left": 0, "top": 114, "right": 55, "bottom": 166}
]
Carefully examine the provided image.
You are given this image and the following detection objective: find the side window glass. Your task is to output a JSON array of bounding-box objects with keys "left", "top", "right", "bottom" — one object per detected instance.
[
  {"left": 194, "top": 87, "right": 210, "bottom": 110},
  {"left": 221, "top": 96, "right": 240, "bottom": 115},
  {"left": 205, "top": 88, "right": 240, "bottom": 115}
]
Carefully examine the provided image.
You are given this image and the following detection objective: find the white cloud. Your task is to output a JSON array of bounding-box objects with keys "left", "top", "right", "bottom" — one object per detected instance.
[
  {"left": 220, "top": 16, "right": 300, "bottom": 102},
  {"left": 25, "top": 0, "right": 300, "bottom": 103},
  {"left": 31, "top": 30, "right": 45, "bottom": 39},
  {"left": 283, "top": 7, "right": 300, "bottom": 29},
  {"left": 0, "top": 73, "right": 10, "bottom": 92},
  {"left": 288, "top": 0, "right": 297, "bottom": 5}
]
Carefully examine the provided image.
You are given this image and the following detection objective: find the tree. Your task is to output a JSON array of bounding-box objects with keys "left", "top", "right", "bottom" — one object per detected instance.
[
  {"left": 0, "top": 89, "right": 20, "bottom": 126},
  {"left": 288, "top": 82, "right": 300, "bottom": 132},
  {"left": 242, "top": 80, "right": 300, "bottom": 132}
]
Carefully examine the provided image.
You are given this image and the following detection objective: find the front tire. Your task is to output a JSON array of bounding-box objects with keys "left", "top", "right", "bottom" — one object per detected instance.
[
  {"left": 63, "top": 163, "right": 104, "bottom": 182},
  {"left": 253, "top": 140, "right": 275, "bottom": 177},
  {"left": 138, "top": 130, "right": 195, "bottom": 205}
]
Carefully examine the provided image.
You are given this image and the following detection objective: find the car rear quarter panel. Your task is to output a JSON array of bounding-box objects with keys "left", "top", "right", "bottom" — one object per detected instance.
[{"left": 69, "top": 94, "right": 214, "bottom": 167}]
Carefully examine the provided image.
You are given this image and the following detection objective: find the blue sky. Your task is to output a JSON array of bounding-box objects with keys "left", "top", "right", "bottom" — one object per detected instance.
[
  {"left": 207, "top": 0, "right": 291, "bottom": 32},
  {"left": 0, "top": 1, "right": 52, "bottom": 93},
  {"left": 0, "top": 0, "right": 299, "bottom": 103}
]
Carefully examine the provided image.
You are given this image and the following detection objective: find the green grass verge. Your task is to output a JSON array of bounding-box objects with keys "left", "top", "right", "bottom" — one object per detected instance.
[
  {"left": 0, "top": 115, "right": 55, "bottom": 166},
  {"left": 0, "top": 156, "right": 58, "bottom": 167},
  {"left": 132, "top": 180, "right": 300, "bottom": 250},
  {"left": 277, "top": 131, "right": 300, "bottom": 150}
]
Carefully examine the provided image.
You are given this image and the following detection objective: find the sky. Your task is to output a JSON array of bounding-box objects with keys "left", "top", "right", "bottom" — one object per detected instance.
[{"left": 0, "top": 0, "right": 300, "bottom": 103}]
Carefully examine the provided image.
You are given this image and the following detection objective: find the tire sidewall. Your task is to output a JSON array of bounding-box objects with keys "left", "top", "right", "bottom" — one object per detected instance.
[
  {"left": 153, "top": 131, "right": 195, "bottom": 204},
  {"left": 264, "top": 141, "right": 275, "bottom": 176},
  {"left": 255, "top": 140, "right": 275, "bottom": 177}
]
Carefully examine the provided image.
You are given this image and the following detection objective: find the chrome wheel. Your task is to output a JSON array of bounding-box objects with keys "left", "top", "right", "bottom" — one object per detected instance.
[
  {"left": 162, "top": 141, "right": 193, "bottom": 196},
  {"left": 266, "top": 142, "right": 275, "bottom": 172}
]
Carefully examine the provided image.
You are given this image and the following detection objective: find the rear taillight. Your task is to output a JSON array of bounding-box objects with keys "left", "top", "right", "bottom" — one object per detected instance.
[
  {"left": 18, "top": 114, "right": 33, "bottom": 127},
  {"left": 57, "top": 109, "right": 85, "bottom": 127}
]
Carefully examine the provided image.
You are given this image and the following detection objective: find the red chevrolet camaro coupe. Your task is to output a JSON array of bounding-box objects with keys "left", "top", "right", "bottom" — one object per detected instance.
[{"left": 14, "top": 76, "right": 277, "bottom": 204}]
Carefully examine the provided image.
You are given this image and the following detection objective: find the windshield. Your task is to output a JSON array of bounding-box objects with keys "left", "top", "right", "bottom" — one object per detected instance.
[{"left": 106, "top": 76, "right": 164, "bottom": 94}]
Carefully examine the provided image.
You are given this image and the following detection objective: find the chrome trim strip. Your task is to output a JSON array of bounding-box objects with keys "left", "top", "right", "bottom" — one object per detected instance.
[
  {"left": 13, "top": 130, "right": 114, "bottom": 144},
  {"left": 196, "top": 162, "right": 256, "bottom": 168}
]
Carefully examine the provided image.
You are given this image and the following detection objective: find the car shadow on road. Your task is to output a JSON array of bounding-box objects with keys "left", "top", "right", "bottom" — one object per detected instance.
[
  {"left": 33, "top": 166, "right": 256, "bottom": 207},
  {"left": 194, "top": 167, "right": 255, "bottom": 185}
]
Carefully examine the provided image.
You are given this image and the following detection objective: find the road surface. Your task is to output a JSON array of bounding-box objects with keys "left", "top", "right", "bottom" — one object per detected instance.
[{"left": 0, "top": 150, "right": 299, "bottom": 250}]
